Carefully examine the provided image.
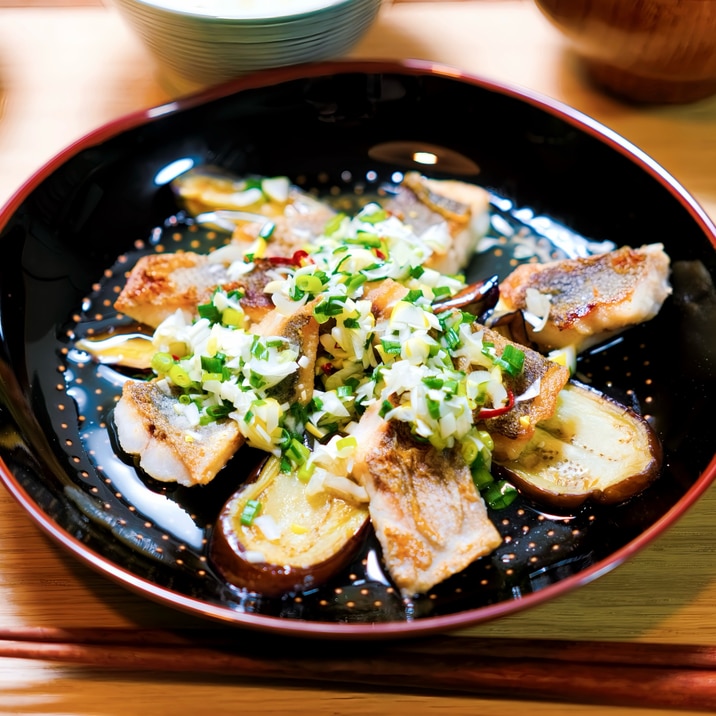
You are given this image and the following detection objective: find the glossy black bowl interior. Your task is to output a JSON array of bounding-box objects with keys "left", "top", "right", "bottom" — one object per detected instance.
[{"left": 0, "top": 60, "right": 715, "bottom": 638}]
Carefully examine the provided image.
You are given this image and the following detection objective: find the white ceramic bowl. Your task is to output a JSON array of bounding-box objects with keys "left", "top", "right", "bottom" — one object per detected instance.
[{"left": 110, "top": 0, "right": 383, "bottom": 93}]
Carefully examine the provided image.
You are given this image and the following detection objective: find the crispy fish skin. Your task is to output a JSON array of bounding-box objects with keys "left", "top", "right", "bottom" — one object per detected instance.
[
  {"left": 115, "top": 173, "right": 489, "bottom": 330},
  {"left": 252, "top": 300, "right": 320, "bottom": 408},
  {"left": 497, "top": 243, "right": 671, "bottom": 351},
  {"left": 231, "top": 190, "right": 336, "bottom": 258},
  {"left": 475, "top": 327, "right": 571, "bottom": 461},
  {"left": 115, "top": 381, "right": 244, "bottom": 487},
  {"left": 114, "top": 252, "right": 234, "bottom": 328},
  {"left": 364, "top": 280, "right": 571, "bottom": 460},
  {"left": 351, "top": 403, "right": 502, "bottom": 598},
  {"left": 114, "top": 301, "right": 319, "bottom": 487},
  {"left": 114, "top": 253, "right": 280, "bottom": 329},
  {"left": 387, "top": 172, "right": 490, "bottom": 275}
]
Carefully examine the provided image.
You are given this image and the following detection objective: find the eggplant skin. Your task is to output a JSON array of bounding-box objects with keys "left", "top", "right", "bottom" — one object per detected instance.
[
  {"left": 210, "top": 458, "right": 370, "bottom": 597},
  {"left": 494, "top": 381, "right": 663, "bottom": 510}
]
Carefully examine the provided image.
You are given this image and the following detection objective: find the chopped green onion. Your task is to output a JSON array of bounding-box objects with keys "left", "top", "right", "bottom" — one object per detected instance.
[
  {"left": 442, "top": 326, "right": 461, "bottom": 351},
  {"left": 200, "top": 402, "right": 234, "bottom": 425},
  {"left": 295, "top": 273, "right": 324, "bottom": 295},
  {"left": 239, "top": 499, "right": 262, "bottom": 526},
  {"left": 249, "top": 372, "right": 266, "bottom": 389},
  {"left": 197, "top": 302, "right": 221, "bottom": 324},
  {"left": 381, "top": 339, "right": 402, "bottom": 355},
  {"left": 151, "top": 352, "right": 174, "bottom": 375},
  {"left": 314, "top": 295, "right": 347, "bottom": 322},
  {"left": 460, "top": 439, "right": 479, "bottom": 466},
  {"left": 345, "top": 273, "right": 367, "bottom": 294},
  {"left": 289, "top": 402, "right": 309, "bottom": 426},
  {"left": 221, "top": 307, "right": 244, "bottom": 327},
  {"left": 285, "top": 438, "right": 310, "bottom": 466},
  {"left": 336, "top": 435, "right": 357, "bottom": 451},
  {"left": 427, "top": 397, "right": 441, "bottom": 420},
  {"left": 482, "top": 480, "right": 518, "bottom": 510},
  {"left": 324, "top": 213, "right": 346, "bottom": 236},
  {"left": 359, "top": 207, "right": 388, "bottom": 224},
  {"left": 501, "top": 343, "right": 526, "bottom": 376},
  {"left": 201, "top": 354, "right": 225, "bottom": 373},
  {"left": 169, "top": 364, "right": 193, "bottom": 388},
  {"left": 258, "top": 221, "right": 276, "bottom": 240},
  {"left": 345, "top": 233, "right": 382, "bottom": 248},
  {"left": 297, "top": 461, "right": 315, "bottom": 483},
  {"left": 471, "top": 464, "right": 493, "bottom": 490},
  {"left": 250, "top": 336, "right": 269, "bottom": 360},
  {"left": 404, "top": 289, "right": 424, "bottom": 304}
]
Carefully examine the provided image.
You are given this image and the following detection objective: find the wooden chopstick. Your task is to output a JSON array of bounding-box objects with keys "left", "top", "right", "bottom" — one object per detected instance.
[{"left": 2, "top": 627, "right": 716, "bottom": 711}]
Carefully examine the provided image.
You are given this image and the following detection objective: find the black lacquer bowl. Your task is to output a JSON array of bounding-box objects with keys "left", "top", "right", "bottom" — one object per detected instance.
[{"left": 1, "top": 59, "right": 715, "bottom": 638}]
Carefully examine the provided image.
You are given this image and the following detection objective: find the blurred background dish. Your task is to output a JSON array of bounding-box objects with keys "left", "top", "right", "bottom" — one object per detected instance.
[
  {"left": 108, "top": 0, "right": 383, "bottom": 93},
  {"left": 534, "top": 0, "right": 716, "bottom": 104}
]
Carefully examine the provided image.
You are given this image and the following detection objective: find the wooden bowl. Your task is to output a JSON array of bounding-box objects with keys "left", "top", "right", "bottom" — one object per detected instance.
[{"left": 534, "top": 0, "right": 716, "bottom": 103}]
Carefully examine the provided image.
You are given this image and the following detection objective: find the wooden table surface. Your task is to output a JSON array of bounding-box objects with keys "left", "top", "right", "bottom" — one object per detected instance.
[{"left": 1, "top": 1, "right": 716, "bottom": 714}]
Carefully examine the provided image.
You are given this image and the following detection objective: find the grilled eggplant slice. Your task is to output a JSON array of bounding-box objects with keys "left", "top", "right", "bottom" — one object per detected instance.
[
  {"left": 494, "top": 381, "right": 662, "bottom": 509},
  {"left": 211, "top": 456, "right": 370, "bottom": 596}
]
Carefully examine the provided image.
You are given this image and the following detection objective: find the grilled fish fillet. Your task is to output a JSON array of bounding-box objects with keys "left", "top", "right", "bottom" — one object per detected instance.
[
  {"left": 115, "top": 173, "right": 489, "bottom": 330},
  {"left": 230, "top": 189, "right": 336, "bottom": 258},
  {"left": 252, "top": 300, "right": 320, "bottom": 408},
  {"left": 386, "top": 172, "right": 490, "bottom": 275},
  {"left": 114, "top": 380, "right": 244, "bottom": 487},
  {"left": 114, "top": 303, "right": 320, "bottom": 487},
  {"left": 475, "top": 326, "right": 571, "bottom": 461},
  {"left": 115, "top": 253, "right": 282, "bottom": 329},
  {"left": 351, "top": 402, "right": 502, "bottom": 598},
  {"left": 496, "top": 243, "right": 671, "bottom": 352},
  {"left": 364, "top": 279, "right": 570, "bottom": 460},
  {"left": 114, "top": 252, "right": 235, "bottom": 328}
]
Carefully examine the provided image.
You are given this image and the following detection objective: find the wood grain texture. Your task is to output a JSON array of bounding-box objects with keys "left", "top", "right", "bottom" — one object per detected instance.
[
  {"left": 0, "top": 3, "right": 715, "bottom": 714},
  {"left": 535, "top": 0, "right": 716, "bottom": 102}
]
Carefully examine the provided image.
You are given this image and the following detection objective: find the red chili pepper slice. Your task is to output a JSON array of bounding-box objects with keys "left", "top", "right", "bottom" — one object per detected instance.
[
  {"left": 477, "top": 389, "right": 515, "bottom": 420},
  {"left": 266, "top": 249, "right": 312, "bottom": 267}
]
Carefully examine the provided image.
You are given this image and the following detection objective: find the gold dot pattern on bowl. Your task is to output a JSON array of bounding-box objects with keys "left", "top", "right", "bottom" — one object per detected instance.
[{"left": 54, "top": 179, "right": 665, "bottom": 620}]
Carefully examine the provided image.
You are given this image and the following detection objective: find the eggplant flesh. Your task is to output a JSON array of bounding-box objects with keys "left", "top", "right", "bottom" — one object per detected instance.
[
  {"left": 495, "top": 381, "right": 662, "bottom": 509},
  {"left": 211, "top": 456, "right": 370, "bottom": 596}
]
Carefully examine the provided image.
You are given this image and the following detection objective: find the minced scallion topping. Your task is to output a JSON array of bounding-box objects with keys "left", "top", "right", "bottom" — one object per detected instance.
[{"left": 147, "top": 197, "right": 524, "bottom": 495}]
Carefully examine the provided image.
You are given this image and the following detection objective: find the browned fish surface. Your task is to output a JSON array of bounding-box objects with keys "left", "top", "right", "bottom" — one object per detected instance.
[
  {"left": 114, "top": 298, "right": 320, "bottom": 486},
  {"left": 114, "top": 252, "right": 235, "bottom": 328},
  {"left": 252, "top": 300, "right": 321, "bottom": 408},
  {"left": 363, "top": 278, "right": 410, "bottom": 319},
  {"left": 386, "top": 172, "right": 490, "bottom": 275},
  {"left": 114, "top": 253, "right": 282, "bottom": 329},
  {"left": 114, "top": 381, "right": 244, "bottom": 487},
  {"left": 231, "top": 192, "right": 336, "bottom": 258},
  {"left": 475, "top": 326, "right": 571, "bottom": 461},
  {"left": 497, "top": 243, "right": 671, "bottom": 351},
  {"left": 363, "top": 280, "right": 570, "bottom": 460},
  {"left": 351, "top": 403, "right": 502, "bottom": 598}
]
